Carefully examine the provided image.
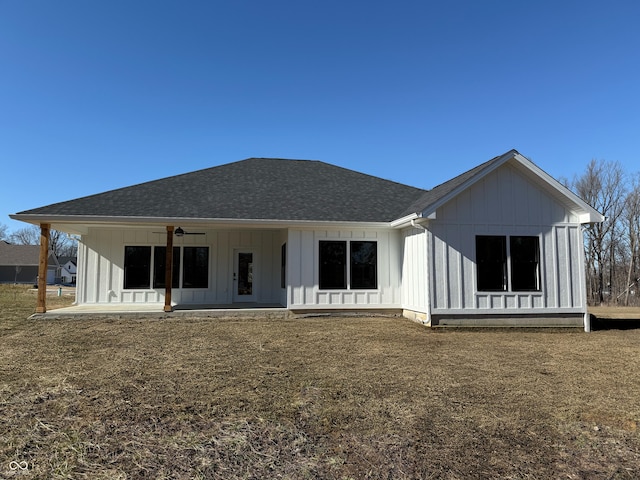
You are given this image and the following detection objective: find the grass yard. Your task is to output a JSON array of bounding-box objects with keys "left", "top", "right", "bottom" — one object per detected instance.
[{"left": 1, "top": 285, "right": 640, "bottom": 479}]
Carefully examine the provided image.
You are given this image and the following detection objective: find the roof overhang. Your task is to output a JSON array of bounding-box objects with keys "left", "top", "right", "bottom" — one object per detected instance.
[
  {"left": 389, "top": 212, "right": 435, "bottom": 229},
  {"left": 9, "top": 213, "right": 394, "bottom": 235}
]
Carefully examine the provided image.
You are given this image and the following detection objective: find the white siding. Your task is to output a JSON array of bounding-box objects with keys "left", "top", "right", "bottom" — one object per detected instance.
[
  {"left": 287, "top": 228, "right": 402, "bottom": 310},
  {"left": 428, "top": 163, "right": 587, "bottom": 315},
  {"left": 77, "top": 227, "right": 284, "bottom": 306},
  {"left": 400, "top": 226, "right": 429, "bottom": 314}
]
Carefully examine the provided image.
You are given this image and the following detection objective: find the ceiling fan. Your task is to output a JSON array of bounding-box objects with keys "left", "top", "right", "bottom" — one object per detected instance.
[{"left": 153, "top": 227, "right": 205, "bottom": 236}]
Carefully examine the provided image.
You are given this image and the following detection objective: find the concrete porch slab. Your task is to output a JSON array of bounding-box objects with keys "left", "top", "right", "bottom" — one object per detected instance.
[{"left": 30, "top": 303, "right": 289, "bottom": 320}]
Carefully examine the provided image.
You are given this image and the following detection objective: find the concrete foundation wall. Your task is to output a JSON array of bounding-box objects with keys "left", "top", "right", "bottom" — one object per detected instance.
[{"left": 430, "top": 313, "right": 584, "bottom": 327}]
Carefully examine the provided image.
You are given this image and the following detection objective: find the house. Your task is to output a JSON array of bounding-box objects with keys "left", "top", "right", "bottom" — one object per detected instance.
[
  {"left": 56, "top": 256, "right": 77, "bottom": 284},
  {"left": 10, "top": 150, "right": 604, "bottom": 328},
  {"left": 0, "top": 240, "right": 57, "bottom": 284}
]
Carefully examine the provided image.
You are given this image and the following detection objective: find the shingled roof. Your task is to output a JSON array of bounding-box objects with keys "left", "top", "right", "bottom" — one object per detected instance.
[
  {"left": 15, "top": 150, "right": 599, "bottom": 227},
  {"left": 0, "top": 241, "right": 40, "bottom": 266},
  {"left": 15, "top": 158, "right": 427, "bottom": 223},
  {"left": 399, "top": 152, "right": 506, "bottom": 217}
]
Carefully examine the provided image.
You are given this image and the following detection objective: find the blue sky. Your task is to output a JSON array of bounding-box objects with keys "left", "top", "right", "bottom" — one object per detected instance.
[{"left": 2, "top": 1, "right": 639, "bottom": 232}]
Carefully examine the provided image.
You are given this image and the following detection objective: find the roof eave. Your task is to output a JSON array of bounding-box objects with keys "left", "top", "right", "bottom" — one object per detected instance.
[
  {"left": 389, "top": 213, "right": 420, "bottom": 228},
  {"left": 510, "top": 153, "right": 605, "bottom": 224},
  {"left": 389, "top": 212, "right": 437, "bottom": 229},
  {"left": 10, "top": 213, "right": 393, "bottom": 232},
  {"left": 579, "top": 211, "right": 606, "bottom": 224}
]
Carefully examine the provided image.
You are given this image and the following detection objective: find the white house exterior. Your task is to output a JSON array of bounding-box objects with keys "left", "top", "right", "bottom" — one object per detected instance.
[
  {"left": 400, "top": 157, "right": 597, "bottom": 327},
  {"left": 11, "top": 150, "right": 604, "bottom": 328},
  {"left": 57, "top": 257, "right": 77, "bottom": 284}
]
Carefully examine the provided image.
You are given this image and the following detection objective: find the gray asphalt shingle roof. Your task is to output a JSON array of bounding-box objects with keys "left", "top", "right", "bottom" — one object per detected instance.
[
  {"left": 15, "top": 151, "right": 520, "bottom": 224},
  {"left": 0, "top": 241, "right": 40, "bottom": 266},
  {"left": 17, "top": 158, "right": 430, "bottom": 223}
]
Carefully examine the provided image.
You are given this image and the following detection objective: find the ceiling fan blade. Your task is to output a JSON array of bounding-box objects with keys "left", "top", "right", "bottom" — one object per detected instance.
[{"left": 151, "top": 228, "right": 205, "bottom": 235}]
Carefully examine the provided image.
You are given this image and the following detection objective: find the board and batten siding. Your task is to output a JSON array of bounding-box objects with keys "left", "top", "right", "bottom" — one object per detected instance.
[
  {"left": 401, "top": 226, "right": 429, "bottom": 315},
  {"left": 286, "top": 228, "right": 402, "bottom": 310},
  {"left": 76, "top": 227, "right": 284, "bottom": 306},
  {"left": 427, "top": 163, "right": 587, "bottom": 315}
]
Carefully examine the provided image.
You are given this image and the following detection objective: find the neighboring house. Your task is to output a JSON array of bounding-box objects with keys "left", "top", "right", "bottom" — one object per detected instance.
[
  {"left": 10, "top": 150, "right": 604, "bottom": 328},
  {"left": 57, "top": 256, "right": 77, "bottom": 284},
  {"left": 0, "top": 240, "right": 57, "bottom": 284}
]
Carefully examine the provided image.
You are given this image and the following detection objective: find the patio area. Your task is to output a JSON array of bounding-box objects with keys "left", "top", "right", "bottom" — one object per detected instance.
[{"left": 30, "top": 302, "right": 289, "bottom": 320}]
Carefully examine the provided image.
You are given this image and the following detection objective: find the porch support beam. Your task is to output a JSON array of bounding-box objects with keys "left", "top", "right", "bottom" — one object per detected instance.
[
  {"left": 164, "top": 226, "right": 174, "bottom": 312},
  {"left": 36, "top": 223, "right": 50, "bottom": 313}
]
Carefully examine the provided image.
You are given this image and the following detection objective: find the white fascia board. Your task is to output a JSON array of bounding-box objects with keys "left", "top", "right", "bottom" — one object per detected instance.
[
  {"left": 579, "top": 211, "right": 606, "bottom": 224},
  {"left": 10, "top": 214, "right": 392, "bottom": 231},
  {"left": 511, "top": 153, "right": 605, "bottom": 224}
]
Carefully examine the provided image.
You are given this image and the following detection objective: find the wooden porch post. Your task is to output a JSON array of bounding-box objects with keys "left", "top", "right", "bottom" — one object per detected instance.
[
  {"left": 164, "top": 226, "right": 174, "bottom": 312},
  {"left": 36, "top": 223, "right": 50, "bottom": 313}
]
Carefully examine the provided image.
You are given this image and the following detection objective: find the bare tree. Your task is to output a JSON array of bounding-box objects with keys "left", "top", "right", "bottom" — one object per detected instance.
[
  {"left": 574, "top": 159, "right": 627, "bottom": 304},
  {"left": 49, "top": 229, "right": 77, "bottom": 258},
  {"left": 8, "top": 225, "right": 77, "bottom": 258},
  {"left": 622, "top": 175, "right": 640, "bottom": 305},
  {"left": 55, "top": 233, "right": 78, "bottom": 258},
  {"left": 8, "top": 225, "right": 40, "bottom": 245},
  {"left": 0, "top": 223, "right": 8, "bottom": 241}
]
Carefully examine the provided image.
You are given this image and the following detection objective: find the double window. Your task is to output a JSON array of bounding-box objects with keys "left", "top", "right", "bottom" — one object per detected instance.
[
  {"left": 124, "top": 246, "right": 209, "bottom": 289},
  {"left": 319, "top": 240, "right": 377, "bottom": 290},
  {"left": 476, "top": 236, "right": 540, "bottom": 292}
]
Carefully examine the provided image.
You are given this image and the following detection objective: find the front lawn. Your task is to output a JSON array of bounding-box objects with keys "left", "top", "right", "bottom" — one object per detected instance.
[{"left": 1, "top": 285, "right": 639, "bottom": 479}]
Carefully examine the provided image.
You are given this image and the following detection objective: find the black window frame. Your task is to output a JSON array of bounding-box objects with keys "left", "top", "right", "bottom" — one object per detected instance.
[
  {"left": 510, "top": 236, "right": 541, "bottom": 292},
  {"left": 350, "top": 241, "right": 377, "bottom": 289},
  {"left": 124, "top": 245, "right": 209, "bottom": 290},
  {"left": 319, "top": 241, "right": 347, "bottom": 290},
  {"left": 182, "top": 246, "right": 209, "bottom": 289},
  {"left": 124, "top": 246, "right": 152, "bottom": 289},
  {"left": 475, "top": 235, "right": 541, "bottom": 292},
  {"left": 476, "top": 236, "right": 507, "bottom": 291},
  {"left": 319, "top": 240, "right": 378, "bottom": 290}
]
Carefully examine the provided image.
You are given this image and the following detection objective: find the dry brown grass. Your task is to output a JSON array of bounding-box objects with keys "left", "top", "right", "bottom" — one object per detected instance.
[{"left": 1, "top": 285, "right": 640, "bottom": 479}]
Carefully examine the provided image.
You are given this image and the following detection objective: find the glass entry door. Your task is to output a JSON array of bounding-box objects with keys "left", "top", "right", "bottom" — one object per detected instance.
[{"left": 233, "top": 250, "right": 256, "bottom": 302}]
